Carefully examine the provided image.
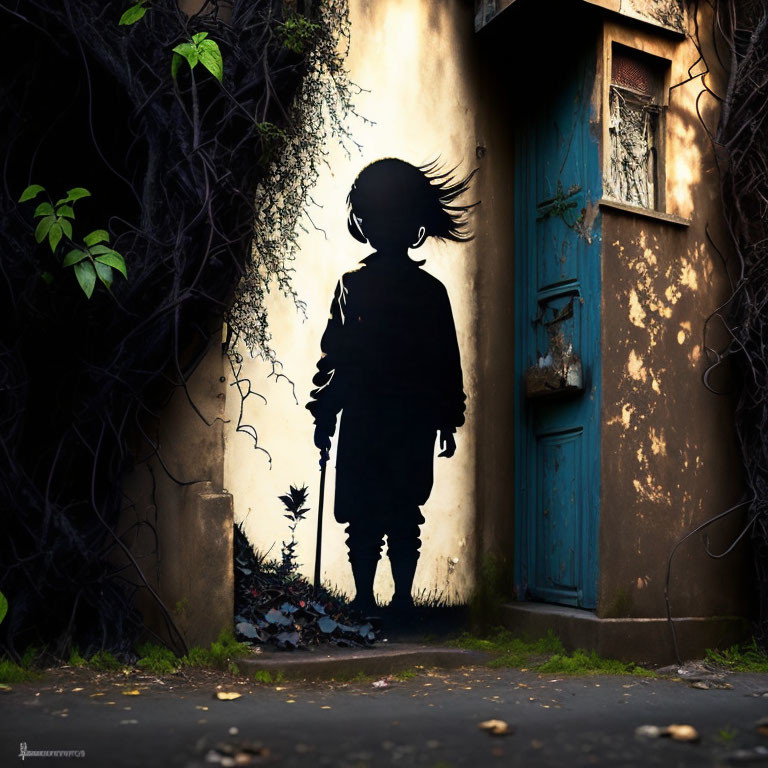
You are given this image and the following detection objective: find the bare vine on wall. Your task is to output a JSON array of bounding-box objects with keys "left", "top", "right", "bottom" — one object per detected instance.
[
  {"left": 0, "top": 0, "right": 354, "bottom": 660},
  {"left": 664, "top": 0, "right": 768, "bottom": 658}
]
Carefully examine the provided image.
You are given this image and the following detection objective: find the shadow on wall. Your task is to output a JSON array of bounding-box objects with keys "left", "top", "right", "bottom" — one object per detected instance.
[{"left": 304, "top": 158, "right": 478, "bottom": 619}]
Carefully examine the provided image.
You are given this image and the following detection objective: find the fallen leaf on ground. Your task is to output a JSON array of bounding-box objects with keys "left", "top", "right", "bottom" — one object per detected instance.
[
  {"left": 0, "top": 684, "right": 12, "bottom": 693},
  {"left": 667, "top": 724, "right": 699, "bottom": 742},
  {"left": 478, "top": 719, "right": 512, "bottom": 736},
  {"left": 215, "top": 692, "right": 242, "bottom": 701},
  {"left": 689, "top": 680, "right": 732, "bottom": 690},
  {"left": 635, "top": 725, "right": 665, "bottom": 739},
  {"left": 121, "top": 689, "right": 141, "bottom": 696}
]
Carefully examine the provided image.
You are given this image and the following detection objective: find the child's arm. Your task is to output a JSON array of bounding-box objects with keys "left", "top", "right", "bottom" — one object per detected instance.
[
  {"left": 306, "top": 279, "right": 348, "bottom": 455},
  {"left": 435, "top": 285, "right": 466, "bottom": 452}
]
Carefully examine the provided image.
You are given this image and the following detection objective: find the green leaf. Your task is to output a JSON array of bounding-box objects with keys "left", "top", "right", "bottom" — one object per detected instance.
[
  {"left": 63, "top": 249, "right": 89, "bottom": 267},
  {"left": 56, "top": 204, "right": 75, "bottom": 219},
  {"left": 65, "top": 187, "right": 91, "bottom": 202},
  {"left": 0, "top": 591, "right": 6, "bottom": 626},
  {"left": 84, "top": 229, "right": 109, "bottom": 246},
  {"left": 191, "top": 31, "right": 208, "bottom": 43},
  {"left": 73, "top": 261, "right": 97, "bottom": 298},
  {"left": 19, "top": 184, "right": 45, "bottom": 202},
  {"left": 93, "top": 260, "right": 113, "bottom": 288},
  {"left": 198, "top": 39, "right": 223, "bottom": 82},
  {"left": 95, "top": 251, "right": 127, "bottom": 278},
  {"left": 33, "top": 202, "right": 53, "bottom": 217},
  {"left": 48, "top": 221, "right": 62, "bottom": 252},
  {"left": 34, "top": 215, "right": 55, "bottom": 243},
  {"left": 41, "top": 271, "right": 54, "bottom": 285},
  {"left": 119, "top": 3, "right": 146, "bottom": 25},
  {"left": 88, "top": 244, "right": 112, "bottom": 255},
  {"left": 172, "top": 42, "right": 199, "bottom": 70},
  {"left": 58, "top": 217, "right": 72, "bottom": 240}
]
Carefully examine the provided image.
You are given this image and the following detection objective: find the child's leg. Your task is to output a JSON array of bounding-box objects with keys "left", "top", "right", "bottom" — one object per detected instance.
[
  {"left": 345, "top": 520, "right": 384, "bottom": 612},
  {"left": 386, "top": 509, "right": 424, "bottom": 608}
]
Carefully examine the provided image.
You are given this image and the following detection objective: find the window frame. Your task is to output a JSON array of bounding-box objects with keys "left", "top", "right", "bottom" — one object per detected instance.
[{"left": 600, "top": 35, "right": 677, "bottom": 222}]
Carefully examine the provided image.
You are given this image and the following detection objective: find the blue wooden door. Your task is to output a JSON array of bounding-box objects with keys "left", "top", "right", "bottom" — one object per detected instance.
[{"left": 514, "top": 47, "right": 602, "bottom": 609}]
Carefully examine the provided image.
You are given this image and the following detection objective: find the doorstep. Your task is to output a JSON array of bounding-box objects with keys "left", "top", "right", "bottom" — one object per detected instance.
[{"left": 500, "top": 602, "right": 749, "bottom": 665}]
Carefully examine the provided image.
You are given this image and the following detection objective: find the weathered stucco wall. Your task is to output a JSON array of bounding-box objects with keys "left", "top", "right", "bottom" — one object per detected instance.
[
  {"left": 224, "top": 0, "right": 497, "bottom": 604},
  {"left": 598, "top": 16, "right": 751, "bottom": 619},
  {"left": 119, "top": 337, "right": 234, "bottom": 648}
]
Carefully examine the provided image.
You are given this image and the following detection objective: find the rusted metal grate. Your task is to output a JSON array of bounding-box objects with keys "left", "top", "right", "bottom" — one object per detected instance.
[{"left": 612, "top": 52, "right": 651, "bottom": 93}]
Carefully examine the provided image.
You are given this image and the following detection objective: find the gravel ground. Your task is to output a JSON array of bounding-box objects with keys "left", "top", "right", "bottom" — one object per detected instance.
[{"left": 2, "top": 663, "right": 768, "bottom": 767}]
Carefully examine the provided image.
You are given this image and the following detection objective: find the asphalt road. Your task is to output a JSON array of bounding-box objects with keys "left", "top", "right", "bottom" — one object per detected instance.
[{"left": 2, "top": 665, "right": 768, "bottom": 767}]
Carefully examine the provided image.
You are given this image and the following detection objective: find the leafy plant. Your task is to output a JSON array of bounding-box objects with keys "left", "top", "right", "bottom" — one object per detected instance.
[
  {"left": 277, "top": 14, "right": 321, "bottom": 54},
  {"left": 18, "top": 185, "right": 127, "bottom": 298},
  {"left": 0, "top": 590, "right": 7, "bottom": 627},
  {"left": 172, "top": 32, "right": 223, "bottom": 83},
  {"left": 135, "top": 643, "right": 180, "bottom": 675},
  {"left": 63, "top": 231, "right": 127, "bottom": 298},
  {"left": 278, "top": 485, "right": 309, "bottom": 574},
  {"left": 19, "top": 184, "right": 88, "bottom": 252},
  {"left": 119, "top": 0, "right": 148, "bottom": 26}
]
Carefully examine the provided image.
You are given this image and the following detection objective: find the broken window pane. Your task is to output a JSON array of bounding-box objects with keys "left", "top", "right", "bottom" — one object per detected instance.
[
  {"left": 608, "top": 87, "right": 658, "bottom": 208},
  {"left": 606, "top": 47, "right": 666, "bottom": 210}
]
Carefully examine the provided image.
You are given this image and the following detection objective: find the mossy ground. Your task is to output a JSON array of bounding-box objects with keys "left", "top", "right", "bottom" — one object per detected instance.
[
  {"left": 452, "top": 628, "right": 654, "bottom": 676},
  {"left": 706, "top": 638, "right": 768, "bottom": 673},
  {"left": 0, "top": 630, "right": 251, "bottom": 683}
]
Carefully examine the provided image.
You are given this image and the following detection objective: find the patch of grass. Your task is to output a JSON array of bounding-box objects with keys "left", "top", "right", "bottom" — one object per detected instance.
[
  {"left": 67, "top": 647, "right": 87, "bottom": 668},
  {"left": 135, "top": 643, "right": 180, "bottom": 675},
  {"left": 536, "top": 648, "right": 650, "bottom": 676},
  {"left": 453, "top": 628, "right": 563, "bottom": 667},
  {"left": 393, "top": 668, "right": 418, "bottom": 680},
  {"left": 181, "top": 629, "right": 250, "bottom": 675},
  {"left": 0, "top": 646, "right": 44, "bottom": 683},
  {"left": 452, "top": 628, "right": 653, "bottom": 676},
  {"left": 86, "top": 650, "right": 124, "bottom": 672},
  {"left": 0, "top": 658, "right": 41, "bottom": 683},
  {"left": 706, "top": 638, "right": 768, "bottom": 673},
  {"left": 250, "top": 669, "right": 285, "bottom": 684}
]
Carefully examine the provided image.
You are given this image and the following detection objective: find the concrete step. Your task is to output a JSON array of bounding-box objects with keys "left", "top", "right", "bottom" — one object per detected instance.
[{"left": 236, "top": 643, "right": 487, "bottom": 681}]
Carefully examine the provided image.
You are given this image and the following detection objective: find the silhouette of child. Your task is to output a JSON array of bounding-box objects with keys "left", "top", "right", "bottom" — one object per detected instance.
[{"left": 306, "top": 158, "right": 475, "bottom": 614}]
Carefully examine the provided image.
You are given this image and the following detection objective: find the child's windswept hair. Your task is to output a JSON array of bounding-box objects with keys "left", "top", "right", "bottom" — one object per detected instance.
[{"left": 346, "top": 158, "right": 478, "bottom": 247}]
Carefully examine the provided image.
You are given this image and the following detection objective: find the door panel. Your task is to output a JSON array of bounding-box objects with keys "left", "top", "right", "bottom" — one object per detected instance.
[
  {"left": 536, "top": 429, "right": 583, "bottom": 603},
  {"left": 514, "top": 42, "right": 602, "bottom": 610}
]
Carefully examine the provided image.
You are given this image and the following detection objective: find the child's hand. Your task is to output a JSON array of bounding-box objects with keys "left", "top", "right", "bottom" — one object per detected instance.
[
  {"left": 314, "top": 425, "right": 331, "bottom": 464},
  {"left": 438, "top": 430, "right": 456, "bottom": 458}
]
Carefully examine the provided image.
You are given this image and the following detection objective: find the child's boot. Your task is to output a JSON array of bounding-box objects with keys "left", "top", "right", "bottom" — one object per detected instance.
[
  {"left": 349, "top": 557, "right": 378, "bottom": 615},
  {"left": 389, "top": 553, "right": 418, "bottom": 611}
]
